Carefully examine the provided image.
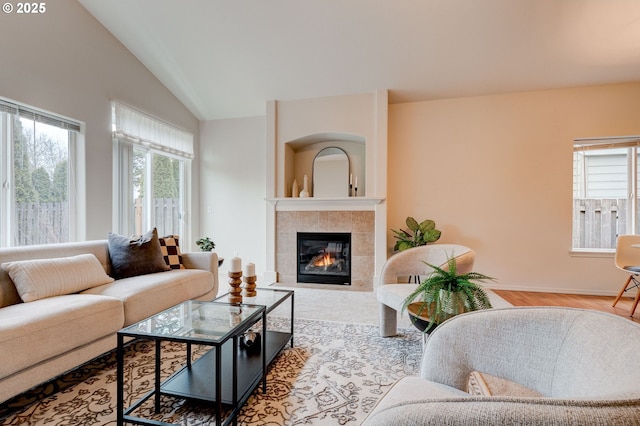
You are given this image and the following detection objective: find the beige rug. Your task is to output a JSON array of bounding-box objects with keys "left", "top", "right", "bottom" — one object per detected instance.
[{"left": 0, "top": 318, "right": 421, "bottom": 425}]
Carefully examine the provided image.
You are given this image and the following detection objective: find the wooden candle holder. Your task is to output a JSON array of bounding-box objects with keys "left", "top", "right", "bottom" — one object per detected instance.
[
  {"left": 228, "top": 271, "right": 243, "bottom": 304},
  {"left": 243, "top": 275, "right": 257, "bottom": 297}
]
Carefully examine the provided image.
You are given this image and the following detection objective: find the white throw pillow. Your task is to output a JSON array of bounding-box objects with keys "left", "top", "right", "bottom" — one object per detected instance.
[{"left": 2, "top": 253, "right": 115, "bottom": 302}]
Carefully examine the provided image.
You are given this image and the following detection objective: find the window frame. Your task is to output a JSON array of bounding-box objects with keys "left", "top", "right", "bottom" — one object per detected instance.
[
  {"left": 572, "top": 136, "right": 640, "bottom": 253},
  {"left": 0, "top": 97, "right": 83, "bottom": 247}
]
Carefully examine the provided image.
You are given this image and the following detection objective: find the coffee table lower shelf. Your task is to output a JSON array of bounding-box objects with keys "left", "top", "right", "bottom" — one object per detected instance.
[
  {"left": 121, "top": 330, "right": 291, "bottom": 426},
  {"left": 161, "top": 330, "right": 291, "bottom": 403}
]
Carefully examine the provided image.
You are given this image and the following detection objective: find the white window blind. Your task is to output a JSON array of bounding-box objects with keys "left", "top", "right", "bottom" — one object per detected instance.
[
  {"left": 0, "top": 99, "right": 81, "bottom": 132},
  {"left": 112, "top": 101, "right": 194, "bottom": 159}
]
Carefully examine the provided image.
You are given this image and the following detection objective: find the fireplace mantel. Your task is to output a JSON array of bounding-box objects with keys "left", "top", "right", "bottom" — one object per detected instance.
[{"left": 267, "top": 197, "right": 385, "bottom": 212}]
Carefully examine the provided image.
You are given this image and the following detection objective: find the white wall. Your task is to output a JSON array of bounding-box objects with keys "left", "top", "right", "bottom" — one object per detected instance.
[
  {"left": 0, "top": 0, "right": 199, "bottom": 241},
  {"left": 199, "top": 117, "right": 267, "bottom": 277},
  {"left": 388, "top": 82, "right": 640, "bottom": 295}
]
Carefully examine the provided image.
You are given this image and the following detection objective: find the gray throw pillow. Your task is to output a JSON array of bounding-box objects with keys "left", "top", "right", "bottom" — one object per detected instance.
[{"left": 108, "top": 227, "right": 169, "bottom": 279}]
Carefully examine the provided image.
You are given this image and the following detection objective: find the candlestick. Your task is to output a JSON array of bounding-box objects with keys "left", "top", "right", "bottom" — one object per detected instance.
[
  {"left": 242, "top": 274, "right": 257, "bottom": 297},
  {"left": 228, "top": 264, "right": 243, "bottom": 304},
  {"left": 243, "top": 262, "right": 257, "bottom": 297}
]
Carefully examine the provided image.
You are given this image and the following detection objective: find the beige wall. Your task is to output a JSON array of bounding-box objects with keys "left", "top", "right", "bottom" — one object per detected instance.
[
  {"left": 0, "top": 0, "right": 199, "bottom": 242},
  {"left": 199, "top": 116, "right": 267, "bottom": 275},
  {"left": 388, "top": 82, "right": 640, "bottom": 295}
]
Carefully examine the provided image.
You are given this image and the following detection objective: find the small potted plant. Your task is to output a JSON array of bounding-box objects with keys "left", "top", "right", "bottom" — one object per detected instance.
[
  {"left": 195, "top": 237, "right": 215, "bottom": 252},
  {"left": 391, "top": 216, "right": 441, "bottom": 252},
  {"left": 402, "top": 253, "right": 494, "bottom": 332}
]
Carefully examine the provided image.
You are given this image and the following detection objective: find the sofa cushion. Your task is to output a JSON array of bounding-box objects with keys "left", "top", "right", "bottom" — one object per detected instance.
[
  {"left": 0, "top": 294, "right": 123, "bottom": 380},
  {"left": 159, "top": 235, "right": 185, "bottom": 270},
  {"left": 1, "top": 254, "right": 114, "bottom": 302},
  {"left": 108, "top": 228, "right": 169, "bottom": 279},
  {"left": 82, "top": 269, "right": 214, "bottom": 325}
]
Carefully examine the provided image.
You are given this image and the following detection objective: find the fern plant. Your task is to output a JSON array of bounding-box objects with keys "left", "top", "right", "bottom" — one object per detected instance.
[
  {"left": 391, "top": 216, "right": 441, "bottom": 251},
  {"left": 402, "top": 253, "right": 494, "bottom": 331}
]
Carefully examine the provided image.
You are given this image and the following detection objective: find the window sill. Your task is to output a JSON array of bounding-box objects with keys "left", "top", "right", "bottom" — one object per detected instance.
[{"left": 569, "top": 249, "right": 614, "bottom": 258}]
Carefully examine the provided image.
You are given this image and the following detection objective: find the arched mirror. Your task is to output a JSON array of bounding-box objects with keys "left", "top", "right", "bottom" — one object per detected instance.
[{"left": 312, "top": 147, "right": 349, "bottom": 197}]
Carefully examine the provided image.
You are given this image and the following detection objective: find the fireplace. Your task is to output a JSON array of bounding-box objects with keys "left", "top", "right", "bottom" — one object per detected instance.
[{"left": 297, "top": 232, "right": 351, "bottom": 285}]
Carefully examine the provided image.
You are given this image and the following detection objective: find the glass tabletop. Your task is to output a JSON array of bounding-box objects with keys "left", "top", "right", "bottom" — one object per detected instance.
[
  {"left": 120, "top": 300, "right": 264, "bottom": 344},
  {"left": 215, "top": 288, "right": 292, "bottom": 312}
]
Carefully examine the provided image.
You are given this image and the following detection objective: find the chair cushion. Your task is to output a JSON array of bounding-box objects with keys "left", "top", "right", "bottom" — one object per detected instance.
[
  {"left": 376, "top": 284, "right": 417, "bottom": 311},
  {"left": 1, "top": 254, "right": 114, "bottom": 302}
]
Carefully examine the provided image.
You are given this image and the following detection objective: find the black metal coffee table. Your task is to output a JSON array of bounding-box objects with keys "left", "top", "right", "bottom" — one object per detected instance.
[{"left": 117, "top": 297, "right": 279, "bottom": 426}]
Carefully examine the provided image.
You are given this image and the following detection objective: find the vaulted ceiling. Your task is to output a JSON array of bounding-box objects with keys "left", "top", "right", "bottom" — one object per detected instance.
[{"left": 79, "top": 0, "right": 640, "bottom": 120}]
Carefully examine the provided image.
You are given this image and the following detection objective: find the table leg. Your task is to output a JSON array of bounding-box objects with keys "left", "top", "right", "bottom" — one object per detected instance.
[
  {"left": 290, "top": 292, "right": 295, "bottom": 348},
  {"left": 155, "top": 340, "right": 161, "bottom": 413},
  {"left": 262, "top": 311, "right": 267, "bottom": 393},
  {"left": 233, "top": 335, "right": 238, "bottom": 426},
  {"left": 117, "top": 334, "right": 124, "bottom": 426},
  {"left": 216, "top": 344, "right": 222, "bottom": 426}
]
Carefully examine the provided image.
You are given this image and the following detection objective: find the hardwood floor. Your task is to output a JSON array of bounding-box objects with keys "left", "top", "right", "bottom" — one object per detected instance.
[{"left": 493, "top": 289, "right": 640, "bottom": 323}]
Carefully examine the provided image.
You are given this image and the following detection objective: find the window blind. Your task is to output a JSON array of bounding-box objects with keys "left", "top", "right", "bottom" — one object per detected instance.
[
  {"left": 112, "top": 101, "right": 194, "bottom": 159},
  {"left": 0, "top": 99, "right": 81, "bottom": 132},
  {"left": 573, "top": 136, "right": 640, "bottom": 152}
]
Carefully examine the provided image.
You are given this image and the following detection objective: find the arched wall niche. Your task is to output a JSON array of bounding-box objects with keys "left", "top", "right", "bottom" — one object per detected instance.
[{"left": 284, "top": 133, "right": 366, "bottom": 197}]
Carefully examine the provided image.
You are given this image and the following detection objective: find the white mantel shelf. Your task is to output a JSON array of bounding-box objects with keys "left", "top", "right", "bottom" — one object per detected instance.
[{"left": 267, "top": 197, "right": 385, "bottom": 211}]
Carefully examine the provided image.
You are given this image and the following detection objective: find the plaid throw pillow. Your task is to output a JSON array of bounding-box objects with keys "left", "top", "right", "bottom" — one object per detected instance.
[{"left": 158, "top": 235, "right": 186, "bottom": 270}]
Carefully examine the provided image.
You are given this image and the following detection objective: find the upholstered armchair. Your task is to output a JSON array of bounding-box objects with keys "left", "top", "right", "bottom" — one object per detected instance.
[
  {"left": 376, "top": 244, "right": 476, "bottom": 337},
  {"left": 363, "top": 307, "right": 640, "bottom": 425}
]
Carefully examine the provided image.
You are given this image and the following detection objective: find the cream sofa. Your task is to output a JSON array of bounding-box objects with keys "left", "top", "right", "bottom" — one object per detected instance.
[
  {"left": 363, "top": 307, "right": 640, "bottom": 425},
  {"left": 0, "top": 240, "right": 219, "bottom": 403}
]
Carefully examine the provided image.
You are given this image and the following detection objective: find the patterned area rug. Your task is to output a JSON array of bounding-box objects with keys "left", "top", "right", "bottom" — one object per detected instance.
[{"left": 0, "top": 318, "right": 421, "bottom": 425}]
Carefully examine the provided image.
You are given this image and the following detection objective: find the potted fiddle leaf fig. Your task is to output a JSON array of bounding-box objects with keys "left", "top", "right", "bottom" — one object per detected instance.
[
  {"left": 402, "top": 253, "right": 494, "bottom": 332},
  {"left": 391, "top": 216, "right": 441, "bottom": 252},
  {"left": 195, "top": 237, "right": 215, "bottom": 252}
]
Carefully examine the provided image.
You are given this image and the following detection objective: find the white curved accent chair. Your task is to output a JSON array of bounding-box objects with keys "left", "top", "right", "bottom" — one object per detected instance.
[
  {"left": 376, "top": 244, "right": 477, "bottom": 337},
  {"left": 612, "top": 234, "right": 640, "bottom": 317},
  {"left": 363, "top": 307, "right": 640, "bottom": 425}
]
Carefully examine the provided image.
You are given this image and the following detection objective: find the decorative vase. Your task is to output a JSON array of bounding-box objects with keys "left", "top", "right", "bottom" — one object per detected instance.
[
  {"left": 439, "top": 290, "right": 469, "bottom": 317},
  {"left": 299, "top": 174, "right": 310, "bottom": 198},
  {"left": 292, "top": 179, "right": 298, "bottom": 198}
]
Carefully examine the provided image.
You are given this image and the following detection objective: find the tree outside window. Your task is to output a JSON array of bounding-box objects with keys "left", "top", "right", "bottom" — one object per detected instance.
[{"left": 1, "top": 102, "right": 76, "bottom": 246}]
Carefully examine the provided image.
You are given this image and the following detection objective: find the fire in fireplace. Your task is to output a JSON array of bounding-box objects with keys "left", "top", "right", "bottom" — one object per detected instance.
[{"left": 297, "top": 232, "right": 351, "bottom": 285}]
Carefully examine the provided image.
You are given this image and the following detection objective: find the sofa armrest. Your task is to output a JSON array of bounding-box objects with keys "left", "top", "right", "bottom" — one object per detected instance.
[
  {"left": 363, "top": 396, "right": 640, "bottom": 426},
  {"left": 181, "top": 251, "right": 219, "bottom": 296},
  {"left": 181, "top": 251, "right": 218, "bottom": 272}
]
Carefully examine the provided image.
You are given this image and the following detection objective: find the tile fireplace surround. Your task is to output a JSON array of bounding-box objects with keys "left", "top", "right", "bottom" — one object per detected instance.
[{"left": 276, "top": 210, "right": 375, "bottom": 290}]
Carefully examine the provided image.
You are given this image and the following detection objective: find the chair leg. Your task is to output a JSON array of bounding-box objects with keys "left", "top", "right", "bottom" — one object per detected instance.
[
  {"left": 379, "top": 304, "right": 398, "bottom": 337},
  {"left": 612, "top": 275, "right": 634, "bottom": 307},
  {"left": 631, "top": 287, "right": 640, "bottom": 317}
]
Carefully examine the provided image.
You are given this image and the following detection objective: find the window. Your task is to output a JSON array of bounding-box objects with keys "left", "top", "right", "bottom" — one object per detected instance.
[
  {"left": 112, "top": 102, "right": 193, "bottom": 241},
  {"left": 0, "top": 98, "right": 81, "bottom": 246},
  {"left": 572, "top": 137, "right": 640, "bottom": 250}
]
